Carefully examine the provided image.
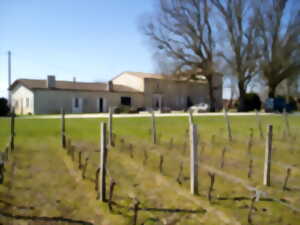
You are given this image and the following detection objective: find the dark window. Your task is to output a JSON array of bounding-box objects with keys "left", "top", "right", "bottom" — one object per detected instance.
[
  {"left": 121, "top": 96, "right": 131, "bottom": 106},
  {"left": 75, "top": 98, "right": 79, "bottom": 108},
  {"left": 98, "top": 98, "right": 103, "bottom": 112}
]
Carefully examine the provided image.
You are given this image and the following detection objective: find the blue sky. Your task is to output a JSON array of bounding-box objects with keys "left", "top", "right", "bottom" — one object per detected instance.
[
  {"left": 0, "top": 0, "right": 156, "bottom": 97},
  {"left": 0, "top": 1, "right": 235, "bottom": 99}
]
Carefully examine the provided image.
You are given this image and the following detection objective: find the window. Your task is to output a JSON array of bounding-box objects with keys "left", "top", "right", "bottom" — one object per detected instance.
[
  {"left": 74, "top": 98, "right": 79, "bottom": 108},
  {"left": 26, "top": 98, "right": 30, "bottom": 108},
  {"left": 121, "top": 96, "right": 131, "bottom": 106}
]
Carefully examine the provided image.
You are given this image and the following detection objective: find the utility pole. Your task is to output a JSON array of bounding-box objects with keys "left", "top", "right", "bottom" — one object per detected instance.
[{"left": 8, "top": 51, "right": 12, "bottom": 108}]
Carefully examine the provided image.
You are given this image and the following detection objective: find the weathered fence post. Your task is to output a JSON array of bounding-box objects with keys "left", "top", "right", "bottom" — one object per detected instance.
[
  {"left": 263, "top": 125, "right": 273, "bottom": 186},
  {"left": 95, "top": 168, "right": 100, "bottom": 191},
  {"left": 248, "top": 158, "right": 253, "bottom": 179},
  {"left": 61, "top": 108, "right": 66, "bottom": 149},
  {"left": 176, "top": 161, "right": 183, "bottom": 184},
  {"left": 143, "top": 149, "right": 148, "bottom": 165},
  {"left": 99, "top": 122, "right": 108, "bottom": 202},
  {"left": 151, "top": 109, "right": 157, "bottom": 145},
  {"left": 159, "top": 154, "right": 164, "bottom": 174},
  {"left": 82, "top": 157, "right": 89, "bottom": 179},
  {"left": 78, "top": 151, "right": 82, "bottom": 169},
  {"left": 10, "top": 110, "right": 15, "bottom": 151},
  {"left": 255, "top": 110, "right": 264, "bottom": 140},
  {"left": 220, "top": 147, "right": 227, "bottom": 169},
  {"left": 108, "top": 179, "right": 116, "bottom": 212},
  {"left": 283, "top": 167, "right": 292, "bottom": 191},
  {"left": 0, "top": 153, "right": 5, "bottom": 184},
  {"left": 248, "top": 196, "right": 256, "bottom": 225},
  {"left": 224, "top": 107, "right": 232, "bottom": 142},
  {"left": 129, "top": 143, "right": 134, "bottom": 159},
  {"left": 108, "top": 107, "right": 113, "bottom": 146},
  {"left": 208, "top": 172, "right": 215, "bottom": 202},
  {"left": 190, "top": 123, "right": 199, "bottom": 195},
  {"left": 283, "top": 109, "right": 290, "bottom": 137},
  {"left": 188, "top": 109, "right": 194, "bottom": 125},
  {"left": 132, "top": 199, "right": 140, "bottom": 225}
]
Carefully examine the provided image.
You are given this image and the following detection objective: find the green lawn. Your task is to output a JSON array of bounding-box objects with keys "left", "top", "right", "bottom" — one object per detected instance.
[{"left": 0, "top": 115, "right": 299, "bottom": 225}]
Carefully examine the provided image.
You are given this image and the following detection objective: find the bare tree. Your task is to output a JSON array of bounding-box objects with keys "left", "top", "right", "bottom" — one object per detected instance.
[
  {"left": 212, "top": 0, "right": 259, "bottom": 111},
  {"left": 255, "top": 0, "right": 300, "bottom": 98},
  {"left": 140, "top": 0, "right": 222, "bottom": 112}
]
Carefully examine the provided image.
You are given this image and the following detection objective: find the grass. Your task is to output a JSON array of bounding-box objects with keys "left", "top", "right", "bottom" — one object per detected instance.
[{"left": 0, "top": 114, "right": 299, "bottom": 224}]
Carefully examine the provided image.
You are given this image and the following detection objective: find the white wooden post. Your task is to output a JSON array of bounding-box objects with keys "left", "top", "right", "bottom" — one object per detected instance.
[
  {"left": 190, "top": 123, "right": 199, "bottom": 195},
  {"left": 224, "top": 107, "right": 232, "bottom": 142},
  {"left": 264, "top": 125, "right": 273, "bottom": 186},
  {"left": 108, "top": 107, "right": 113, "bottom": 146},
  {"left": 188, "top": 109, "right": 194, "bottom": 125},
  {"left": 151, "top": 110, "right": 157, "bottom": 145},
  {"left": 99, "top": 122, "right": 108, "bottom": 202}
]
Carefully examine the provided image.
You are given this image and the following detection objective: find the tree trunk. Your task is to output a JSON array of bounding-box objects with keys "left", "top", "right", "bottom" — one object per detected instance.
[
  {"left": 207, "top": 76, "right": 216, "bottom": 112},
  {"left": 268, "top": 85, "right": 277, "bottom": 98},
  {"left": 238, "top": 82, "right": 247, "bottom": 112}
]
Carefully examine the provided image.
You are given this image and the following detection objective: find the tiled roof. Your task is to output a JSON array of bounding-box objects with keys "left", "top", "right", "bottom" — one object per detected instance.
[
  {"left": 123, "top": 71, "right": 167, "bottom": 80},
  {"left": 116, "top": 71, "right": 207, "bottom": 84},
  {"left": 10, "top": 79, "right": 142, "bottom": 93}
]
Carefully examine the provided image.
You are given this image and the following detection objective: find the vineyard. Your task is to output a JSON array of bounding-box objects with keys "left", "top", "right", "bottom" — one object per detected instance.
[{"left": 0, "top": 113, "right": 299, "bottom": 225}]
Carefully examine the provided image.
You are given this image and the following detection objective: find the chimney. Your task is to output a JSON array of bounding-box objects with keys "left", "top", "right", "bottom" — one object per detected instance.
[
  {"left": 73, "top": 77, "right": 76, "bottom": 83},
  {"left": 47, "top": 75, "right": 56, "bottom": 88},
  {"left": 107, "top": 81, "right": 113, "bottom": 91}
]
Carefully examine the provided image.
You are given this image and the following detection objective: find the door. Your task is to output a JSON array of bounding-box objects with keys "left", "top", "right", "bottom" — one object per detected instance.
[
  {"left": 152, "top": 94, "right": 162, "bottom": 110},
  {"left": 98, "top": 98, "right": 103, "bottom": 112},
  {"left": 97, "top": 98, "right": 107, "bottom": 112},
  {"left": 72, "top": 97, "right": 83, "bottom": 113}
]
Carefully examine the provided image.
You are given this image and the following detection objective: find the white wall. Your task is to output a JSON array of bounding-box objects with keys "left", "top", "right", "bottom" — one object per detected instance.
[
  {"left": 11, "top": 84, "right": 34, "bottom": 114},
  {"left": 112, "top": 73, "right": 144, "bottom": 92},
  {"left": 34, "top": 89, "right": 145, "bottom": 114}
]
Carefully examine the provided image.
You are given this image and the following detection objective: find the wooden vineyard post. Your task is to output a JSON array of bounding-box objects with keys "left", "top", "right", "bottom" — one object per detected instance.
[
  {"left": 263, "top": 125, "right": 273, "bottom": 186},
  {"left": 255, "top": 110, "right": 264, "bottom": 140},
  {"left": 61, "top": 108, "right": 66, "bottom": 149},
  {"left": 99, "top": 122, "right": 108, "bottom": 202},
  {"left": 188, "top": 109, "right": 194, "bottom": 125},
  {"left": 10, "top": 110, "right": 15, "bottom": 151},
  {"left": 220, "top": 147, "right": 227, "bottom": 169},
  {"left": 151, "top": 109, "right": 157, "bottom": 145},
  {"left": 132, "top": 199, "right": 140, "bottom": 225},
  {"left": 224, "top": 107, "right": 232, "bottom": 142},
  {"left": 159, "top": 154, "right": 164, "bottom": 174},
  {"left": 190, "top": 123, "right": 199, "bottom": 195},
  {"left": 208, "top": 172, "right": 215, "bottom": 202},
  {"left": 108, "top": 179, "right": 116, "bottom": 212},
  {"left": 78, "top": 151, "right": 82, "bottom": 169},
  {"left": 108, "top": 107, "right": 113, "bottom": 146},
  {"left": 283, "top": 168, "right": 292, "bottom": 191}
]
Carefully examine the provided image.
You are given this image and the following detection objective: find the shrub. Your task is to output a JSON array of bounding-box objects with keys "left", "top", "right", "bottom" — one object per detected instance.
[
  {"left": 238, "top": 93, "right": 262, "bottom": 112},
  {"left": 114, "top": 105, "right": 138, "bottom": 114},
  {"left": 0, "top": 98, "right": 10, "bottom": 116},
  {"left": 286, "top": 97, "right": 297, "bottom": 112}
]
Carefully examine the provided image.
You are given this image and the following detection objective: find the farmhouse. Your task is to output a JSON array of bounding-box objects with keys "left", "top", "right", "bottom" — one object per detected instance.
[{"left": 10, "top": 71, "right": 223, "bottom": 115}]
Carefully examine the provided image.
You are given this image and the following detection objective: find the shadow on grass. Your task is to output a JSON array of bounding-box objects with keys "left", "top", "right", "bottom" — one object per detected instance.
[
  {"left": 110, "top": 201, "right": 206, "bottom": 214},
  {"left": 0, "top": 210, "right": 94, "bottom": 225}
]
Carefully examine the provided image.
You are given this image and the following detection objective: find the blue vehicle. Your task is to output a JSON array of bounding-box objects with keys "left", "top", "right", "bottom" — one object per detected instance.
[{"left": 264, "top": 97, "right": 296, "bottom": 113}]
